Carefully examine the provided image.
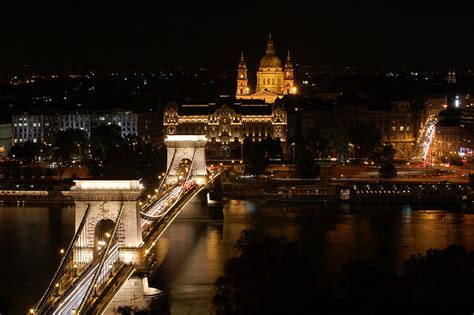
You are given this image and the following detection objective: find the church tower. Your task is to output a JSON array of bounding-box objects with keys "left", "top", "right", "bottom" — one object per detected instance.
[
  {"left": 283, "top": 50, "right": 295, "bottom": 95},
  {"left": 236, "top": 51, "right": 249, "bottom": 96},
  {"left": 447, "top": 66, "right": 458, "bottom": 108},
  {"left": 448, "top": 67, "right": 456, "bottom": 84}
]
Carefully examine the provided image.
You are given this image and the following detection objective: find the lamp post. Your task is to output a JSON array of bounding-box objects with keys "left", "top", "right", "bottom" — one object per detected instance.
[
  {"left": 291, "top": 142, "right": 296, "bottom": 165},
  {"left": 240, "top": 140, "right": 243, "bottom": 161},
  {"left": 77, "top": 143, "right": 81, "bottom": 164}
]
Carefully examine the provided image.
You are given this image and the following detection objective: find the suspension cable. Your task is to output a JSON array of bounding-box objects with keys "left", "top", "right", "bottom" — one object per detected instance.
[{"left": 35, "top": 204, "right": 91, "bottom": 312}]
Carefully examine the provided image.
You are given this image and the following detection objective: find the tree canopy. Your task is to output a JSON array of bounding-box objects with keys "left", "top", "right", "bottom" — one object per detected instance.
[
  {"left": 213, "top": 229, "right": 318, "bottom": 315},
  {"left": 379, "top": 163, "right": 397, "bottom": 179}
]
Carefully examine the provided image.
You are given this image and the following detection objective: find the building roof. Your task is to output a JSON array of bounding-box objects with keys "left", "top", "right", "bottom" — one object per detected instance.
[
  {"left": 437, "top": 117, "right": 461, "bottom": 127},
  {"left": 236, "top": 104, "right": 273, "bottom": 116},
  {"left": 176, "top": 99, "right": 274, "bottom": 117},
  {"left": 178, "top": 104, "right": 211, "bottom": 116}
]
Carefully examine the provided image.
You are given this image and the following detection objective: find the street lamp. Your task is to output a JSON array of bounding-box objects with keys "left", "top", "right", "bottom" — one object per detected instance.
[
  {"left": 240, "top": 140, "right": 244, "bottom": 161},
  {"left": 291, "top": 142, "right": 296, "bottom": 165},
  {"left": 77, "top": 143, "right": 81, "bottom": 163}
]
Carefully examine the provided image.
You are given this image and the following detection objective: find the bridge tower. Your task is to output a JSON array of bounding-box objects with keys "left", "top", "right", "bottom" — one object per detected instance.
[
  {"left": 165, "top": 135, "right": 208, "bottom": 185},
  {"left": 64, "top": 180, "right": 144, "bottom": 266}
]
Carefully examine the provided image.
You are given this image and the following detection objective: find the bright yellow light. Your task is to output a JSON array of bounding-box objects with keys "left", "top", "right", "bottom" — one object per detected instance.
[{"left": 60, "top": 249, "right": 65, "bottom": 255}]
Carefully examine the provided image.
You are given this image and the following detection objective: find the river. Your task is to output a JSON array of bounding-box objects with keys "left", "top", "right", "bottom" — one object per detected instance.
[{"left": 2, "top": 200, "right": 474, "bottom": 314}]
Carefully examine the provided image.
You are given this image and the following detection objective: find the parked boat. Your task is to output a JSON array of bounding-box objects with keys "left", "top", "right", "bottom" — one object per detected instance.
[{"left": 264, "top": 184, "right": 339, "bottom": 202}]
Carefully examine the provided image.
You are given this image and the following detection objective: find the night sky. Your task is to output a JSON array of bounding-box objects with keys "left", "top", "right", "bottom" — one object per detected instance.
[{"left": 2, "top": 2, "right": 474, "bottom": 73}]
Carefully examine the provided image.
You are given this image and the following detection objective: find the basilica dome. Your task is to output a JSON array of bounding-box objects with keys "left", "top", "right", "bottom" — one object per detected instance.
[
  {"left": 259, "top": 35, "right": 282, "bottom": 68},
  {"left": 260, "top": 53, "right": 281, "bottom": 68}
]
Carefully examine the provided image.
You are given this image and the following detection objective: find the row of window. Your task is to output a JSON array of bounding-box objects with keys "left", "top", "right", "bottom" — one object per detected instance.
[
  {"left": 391, "top": 126, "right": 411, "bottom": 131},
  {"left": 14, "top": 123, "right": 43, "bottom": 127},
  {"left": 260, "top": 78, "right": 281, "bottom": 85},
  {"left": 14, "top": 138, "right": 39, "bottom": 143}
]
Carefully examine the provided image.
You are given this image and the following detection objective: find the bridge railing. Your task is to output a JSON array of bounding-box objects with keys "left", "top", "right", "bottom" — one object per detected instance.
[{"left": 33, "top": 204, "right": 91, "bottom": 313}]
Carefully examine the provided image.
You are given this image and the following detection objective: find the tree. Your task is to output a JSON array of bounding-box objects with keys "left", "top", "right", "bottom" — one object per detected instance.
[
  {"left": 347, "top": 122, "right": 380, "bottom": 159},
  {"left": 261, "top": 136, "right": 282, "bottom": 159},
  {"left": 52, "top": 129, "right": 88, "bottom": 165},
  {"left": 87, "top": 132, "right": 166, "bottom": 182},
  {"left": 32, "top": 165, "right": 43, "bottom": 179},
  {"left": 22, "top": 167, "right": 32, "bottom": 178},
  {"left": 90, "top": 124, "right": 124, "bottom": 161},
  {"left": 379, "top": 163, "right": 397, "bottom": 179},
  {"left": 296, "top": 147, "right": 319, "bottom": 179},
  {"left": 11, "top": 163, "right": 21, "bottom": 178},
  {"left": 340, "top": 262, "right": 403, "bottom": 313},
  {"left": 400, "top": 245, "right": 474, "bottom": 312},
  {"left": 449, "top": 153, "right": 464, "bottom": 166},
  {"left": 213, "top": 229, "right": 318, "bottom": 315},
  {"left": 45, "top": 167, "right": 56, "bottom": 178},
  {"left": 375, "top": 144, "right": 395, "bottom": 163},
  {"left": 9, "top": 141, "right": 39, "bottom": 164},
  {"left": 243, "top": 138, "right": 266, "bottom": 178},
  {"left": 304, "top": 126, "right": 330, "bottom": 158}
]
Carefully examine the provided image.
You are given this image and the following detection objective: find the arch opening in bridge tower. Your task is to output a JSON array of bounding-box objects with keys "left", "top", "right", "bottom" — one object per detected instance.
[
  {"left": 178, "top": 158, "right": 193, "bottom": 179},
  {"left": 94, "top": 219, "right": 114, "bottom": 258}
]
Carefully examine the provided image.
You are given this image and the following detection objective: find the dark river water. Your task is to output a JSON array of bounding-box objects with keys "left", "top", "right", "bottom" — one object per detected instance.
[{"left": 2, "top": 199, "right": 474, "bottom": 314}]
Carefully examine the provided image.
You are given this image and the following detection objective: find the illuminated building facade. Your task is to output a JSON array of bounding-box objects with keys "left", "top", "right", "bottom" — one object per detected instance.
[
  {"left": 302, "top": 98, "right": 417, "bottom": 160},
  {"left": 12, "top": 111, "right": 138, "bottom": 144},
  {"left": 163, "top": 97, "right": 287, "bottom": 159},
  {"left": 433, "top": 107, "right": 474, "bottom": 162},
  {"left": 236, "top": 35, "right": 295, "bottom": 103}
]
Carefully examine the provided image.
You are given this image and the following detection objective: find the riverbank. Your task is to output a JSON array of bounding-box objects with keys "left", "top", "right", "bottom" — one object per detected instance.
[
  {"left": 221, "top": 178, "right": 474, "bottom": 203},
  {"left": 0, "top": 190, "right": 73, "bottom": 204}
]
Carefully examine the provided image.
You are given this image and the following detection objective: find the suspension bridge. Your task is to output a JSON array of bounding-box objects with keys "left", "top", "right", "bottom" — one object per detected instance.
[{"left": 30, "top": 135, "right": 221, "bottom": 314}]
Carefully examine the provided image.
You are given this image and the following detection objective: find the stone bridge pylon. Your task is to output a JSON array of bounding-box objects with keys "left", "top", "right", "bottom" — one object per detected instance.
[
  {"left": 64, "top": 180, "right": 144, "bottom": 266},
  {"left": 164, "top": 135, "right": 208, "bottom": 185}
]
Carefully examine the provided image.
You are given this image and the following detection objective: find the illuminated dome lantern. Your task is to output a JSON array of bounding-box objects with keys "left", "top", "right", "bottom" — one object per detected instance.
[{"left": 259, "top": 35, "right": 282, "bottom": 68}]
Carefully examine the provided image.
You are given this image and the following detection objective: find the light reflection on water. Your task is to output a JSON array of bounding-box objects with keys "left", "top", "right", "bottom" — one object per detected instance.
[
  {"left": 151, "top": 200, "right": 474, "bottom": 314},
  {"left": 4, "top": 200, "right": 474, "bottom": 314}
]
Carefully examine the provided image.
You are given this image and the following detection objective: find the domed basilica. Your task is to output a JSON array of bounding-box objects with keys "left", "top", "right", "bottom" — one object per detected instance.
[{"left": 236, "top": 35, "right": 296, "bottom": 103}]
